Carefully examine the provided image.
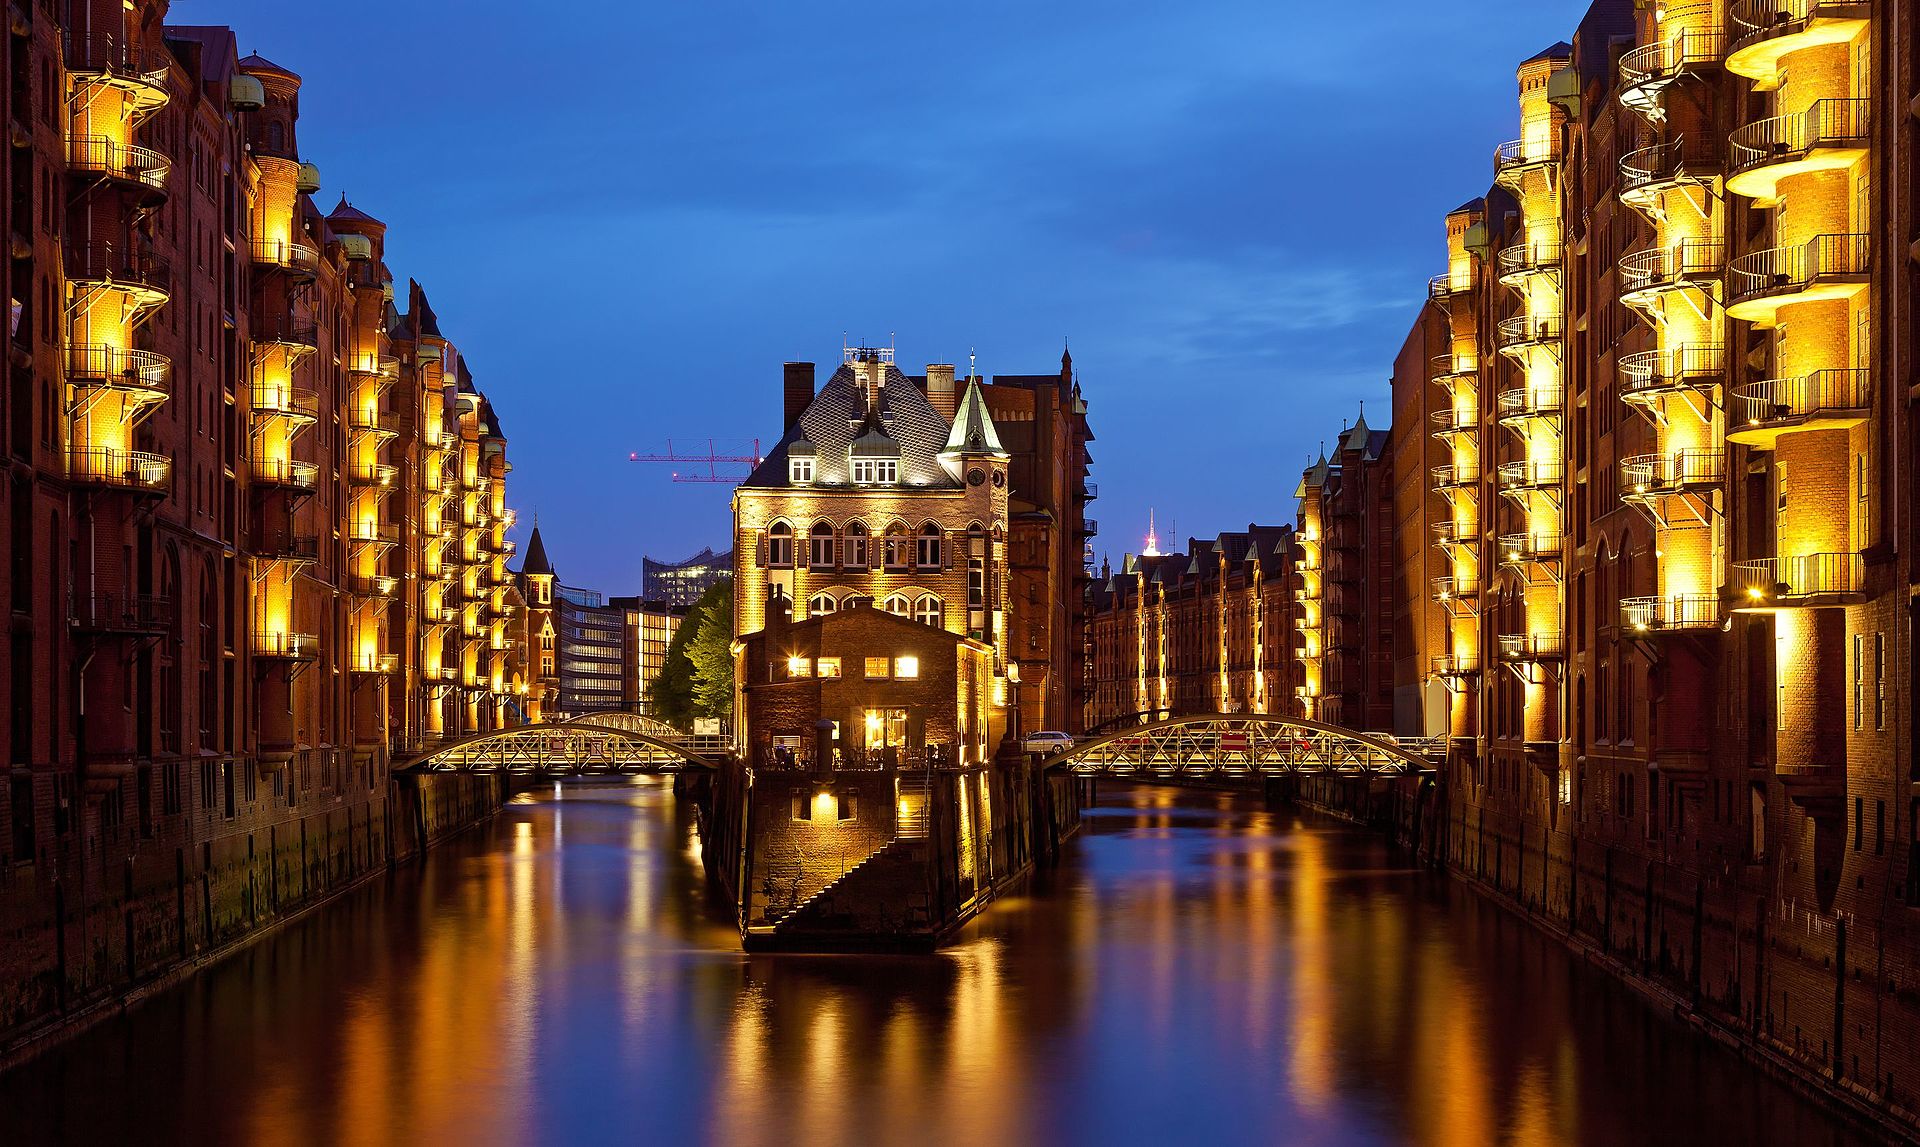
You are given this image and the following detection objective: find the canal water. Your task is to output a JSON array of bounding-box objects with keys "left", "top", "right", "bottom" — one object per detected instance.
[{"left": 2, "top": 780, "right": 1868, "bottom": 1146}]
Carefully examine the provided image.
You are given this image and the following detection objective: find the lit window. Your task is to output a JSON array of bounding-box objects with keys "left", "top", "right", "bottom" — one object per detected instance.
[
  {"left": 786, "top": 656, "right": 811, "bottom": 678},
  {"left": 876, "top": 459, "right": 898, "bottom": 483},
  {"left": 790, "top": 456, "right": 814, "bottom": 484},
  {"left": 864, "top": 657, "right": 891, "bottom": 679},
  {"left": 884, "top": 593, "right": 911, "bottom": 617},
  {"left": 896, "top": 656, "right": 919, "bottom": 679},
  {"left": 845, "top": 523, "right": 869, "bottom": 570},
  {"left": 817, "top": 657, "right": 842, "bottom": 678},
  {"left": 767, "top": 522, "right": 793, "bottom": 568},
  {"left": 851, "top": 458, "right": 896, "bottom": 484}
]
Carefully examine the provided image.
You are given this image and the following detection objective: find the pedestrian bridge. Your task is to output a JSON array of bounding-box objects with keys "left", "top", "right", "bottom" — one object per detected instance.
[
  {"left": 1044, "top": 715, "right": 1438, "bottom": 778},
  {"left": 400, "top": 713, "right": 720, "bottom": 775}
]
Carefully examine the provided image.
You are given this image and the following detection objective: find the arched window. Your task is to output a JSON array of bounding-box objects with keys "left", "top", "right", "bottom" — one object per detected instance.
[
  {"left": 914, "top": 596, "right": 943, "bottom": 628},
  {"left": 883, "top": 524, "right": 909, "bottom": 571},
  {"left": 809, "top": 591, "right": 837, "bottom": 617},
  {"left": 843, "top": 594, "right": 870, "bottom": 610},
  {"left": 268, "top": 120, "right": 285, "bottom": 153},
  {"left": 916, "top": 522, "right": 943, "bottom": 570},
  {"left": 844, "top": 521, "right": 869, "bottom": 570},
  {"left": 883, "top": 593, "right": 911, "bottom": 617},
  {"left": 767, "top": 521, "right": 793, "bottom": 568},
  {"left": 199, "top": 567, "right": 217, "bottom": 736},
  {"left": 809, "top": 521, "right": 835, "bottom": 570}
]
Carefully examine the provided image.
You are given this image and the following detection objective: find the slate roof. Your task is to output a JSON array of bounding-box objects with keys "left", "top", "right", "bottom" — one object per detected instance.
[
  {"left": 520, "top": 527, "right": 552, "bottom": 576},
  {"left": 743, "top": 363, "right": 967, "bottom": 490}
]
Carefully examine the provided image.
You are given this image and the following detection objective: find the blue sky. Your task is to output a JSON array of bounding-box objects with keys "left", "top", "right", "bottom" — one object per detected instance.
[{"left": 183, "top": 0, "right": 1588, "bottom": 590}]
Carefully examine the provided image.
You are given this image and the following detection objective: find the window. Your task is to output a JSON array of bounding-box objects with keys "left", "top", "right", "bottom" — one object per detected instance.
[
  {"left": 767, "top": 522, "right": 793, "bottom": 568},
  {"left": 809, "top": 592, "right": 837, "bottom": 617},
  {"left": 968, "top": 558, "right": 985, "bottom": 609},
  {"left": 1875, "top": 632, "right": 1886, "bottom": 730},
  {"left": 1855, "top": 452, "right": 1869, "bottom": 544},
  {"left": 836, "top": 794, "right": 857, "bottom": 822},
  {"left": 884, "top": 594, "right": 911, "bottom": 617},
  {"left": 790, "top": 456, "right": 814, "bottom": 484},
  {"left": 809, "top": 522, "right": 835, "bottom": 570},
  {"left": 884, "top": 528, "right": 909, "bottom": 571},
  {"left": 864, "top": 657, "right": 891, "bottom": 679},
  {"left": 162, "top": 762, "right": 181, "bottom": 816},
  {"left": 845, "top": 523, "right": 869, "bottom": 570},
  {"left": 914, "top": 597, "right": 942, "bottom": 628},
  {"left": 786, "top": 657, "right": 812, "bottom": 678},
  {"left": 9, "top": 776, "right": 32, "bottom": 862},
  {"left": 222, "top": 761, "right": 236, "bottom": 819},
  {"left": 896, "top": 656, "right": 920, "bottom": 679},
  {"left": 817, "top": 657, "right": 842, "bottom": 678},
  {"left": 1853, "top": 635, "right": 1866, "bottom": 730},
  {"left": 916, "top": 523, "right": 943, "bottom": 570},
  {"left": 851, "top": 458, "right": 898, "bottom": 484}
]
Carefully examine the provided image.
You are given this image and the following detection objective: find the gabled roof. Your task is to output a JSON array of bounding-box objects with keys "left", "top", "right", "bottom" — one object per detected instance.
[
  {"left": 328, "top": 196, "right": 383, "bottom": 228},
  {"left": 942, "top": 379, "right": 1008, "bottom": 458},
  {"left": 742, "top": 363, "right": 959, "bottom": 490}
]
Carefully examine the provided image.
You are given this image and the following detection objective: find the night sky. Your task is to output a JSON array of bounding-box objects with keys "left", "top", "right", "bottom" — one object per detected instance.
[{"left": 178, "top": 0, "right": 1586, "bottom": 591}]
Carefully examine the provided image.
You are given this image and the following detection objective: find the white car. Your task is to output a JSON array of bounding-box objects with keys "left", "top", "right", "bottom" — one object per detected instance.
[{"left": 1023, "top": 731, "right": 1076, "bottom": 755}]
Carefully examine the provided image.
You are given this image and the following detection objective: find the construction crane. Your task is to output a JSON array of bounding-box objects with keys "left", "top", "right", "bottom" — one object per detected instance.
[{"left": 627, "top": 439, "right": 764, "bottom": 484}]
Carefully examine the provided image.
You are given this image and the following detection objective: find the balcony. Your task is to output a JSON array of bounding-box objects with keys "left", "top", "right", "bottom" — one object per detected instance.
[
  {"left": 1498, "top": 633, "right": 1567, "bottom": 662},
  {"left": 1429, "top": 273, "right": 1474, "bottom": 306},
  {"left": 1621, "top": 594, "right": 1720, "bottom": 633},
  {"left": 71, "top": 593, "right": 170, "bottom": 636},
  {"left": 250, "top": 384, "right": 319, "bottom": 426},
  {"left": 66, "top": 243, "right": 170, "bottom": 311},
  {"left": 1431, "top": 655, "right": 1481, "bottom": 679},
  {"left": 66, "top": 135, "right": 170, "bottom": 201},
  {"left": 1081, "top": 481, "right": 1098, "bottom": 500},
  {"left": 350, "top": 652, "right": 400, "bottom": 675},
  {"left": 1432, "top": 518, "right": 1478, "bottom": 548},
  {"left": 1429, "top": 406, "right": 1478, "bottom": 438},
  {"left": 352, "top": 573, "right": 400, "bottom": 598},
  {"left": 252, "top": 318, "right": 318, "bottom": 354},
  {"left": 1730, "top": 552, "right": 1862, "bottom": 606},
  {"left": 1496, "top": 240, "right": 1562, "bottom": 286},
  {"left": 1495, "top": 384, "right": 1564, "bottom": 426},
  {"left": 1618, "top": 29, "right": 1726, "bottom": 118},
  {"left": 1620, "top": 449, "right": 1724, "bottom": 500},
  {"left": 349, "top": 409, "right": 401, "bottom": 438},
  {"left": 1495, "top": 315, "right": 1563, "bottom": 360},
  {"left": 254, "top": 534, "right": 319, "bottom": 563},
  {"left": 1493, "top": 136, "right": 1563, "bottom": 190},
  {"left": 1498, "top": 532, "right": 1563, "bottom": 566},
  {"left": 1619, "top": 345, "right": 1725, "bottom": 407},
  {"left": 349, "top": 522, "right": 401, "bottom": 549},
  {"left": 1727, "top": 368, "right": 1870, "bottom": 447},
  {"left": 1727, "top": 99, "right": 1869, "bottom": 204},
  {"left": 1496, "top": 458, "right": 1565, "bottom": 494},
  {"left": 1726, "top": 233, "right": 1868, "bottom": 324},
  {"left": 1728, "top": 1, "right": 1871, "bottom": 89},
  {"left": 1431, "top": 463, "right": 1480, "bottom": 492},
  {"left": 1083, "top": 518, "right": 1099, "bottom": 538},
  {"left": 66, "top": 344, "right": 171, "bottom": 401},
  {"left": 250, "top": 237, "right": 320, "bottom": 279},
  {"left": 349, "top": 462, "right": 399, "bottom": 488},
  {"left": 68, "top": 446, "right": 169, "bottom": 495},
  {"left": 63, "top": 34, "right": 170, "bottom": 120},
  {"left": 1431, "top": 355, "right": 1477, "bottom": 391},
  {"left": 251, "top": 457, "right": 319, "bottom": 493},
  {"left": 1620, "top": 139, "right": 1724, "bottom": 211},
  {"left": 1618, "top": 239, "right": 1724, "bottom": 312},
  {"left": 1432, "top": 576, "right": 1480, "bottom": 609},
  {"left": 254, "top": 631, "right": 319, "bottom": 662}
]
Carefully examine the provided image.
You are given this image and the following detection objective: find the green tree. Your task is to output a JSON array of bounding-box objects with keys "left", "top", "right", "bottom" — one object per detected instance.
[
  {"left": 648, "top": 578, "right": 732, "bottom": 729},
  {"left": 687, "top": 583, "right": 735, "bottom": 721}
]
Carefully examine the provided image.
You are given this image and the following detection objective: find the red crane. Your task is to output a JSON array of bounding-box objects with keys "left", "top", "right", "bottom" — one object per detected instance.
[{"left": 627, "top": 439, "right": 764, "bottom": 484}]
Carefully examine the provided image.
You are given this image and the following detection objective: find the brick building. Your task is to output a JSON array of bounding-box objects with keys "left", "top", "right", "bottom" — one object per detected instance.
[{"left": 0, "top": 1, "right": 525, "bottom": 1033}]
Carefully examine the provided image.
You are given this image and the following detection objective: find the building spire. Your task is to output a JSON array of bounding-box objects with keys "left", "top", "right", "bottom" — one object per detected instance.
[{"left": 1143, "top": 510, "right": 1161, "bottom": 558}]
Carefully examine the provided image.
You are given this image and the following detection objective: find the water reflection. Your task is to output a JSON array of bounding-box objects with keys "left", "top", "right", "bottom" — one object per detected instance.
[{"left": 1, "top": 780, "right": 1864, "bottom": 1146}]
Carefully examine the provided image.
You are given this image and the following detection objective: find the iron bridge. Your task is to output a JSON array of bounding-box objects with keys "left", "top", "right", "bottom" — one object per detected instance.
[
  {"left": 401, "top": 713, "right": 719, "bottom": 775},
  {"left": 1045, "top": 715, "right": 1438, "bottom": 777}
]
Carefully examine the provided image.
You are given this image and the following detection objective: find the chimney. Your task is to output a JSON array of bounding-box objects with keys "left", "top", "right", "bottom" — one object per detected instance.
[
  {"left": 783, "top": 362, "right": 815, "bottom": 426},
  {"left": 926, "top": 364, "right": 957, "bottom": 422}
]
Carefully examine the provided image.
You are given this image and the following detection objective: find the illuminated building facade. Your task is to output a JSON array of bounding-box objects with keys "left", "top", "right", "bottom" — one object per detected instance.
[
  {"left": 610, "top": 596, "right": 684, "bottom": 717},
  {"left": 0, "top": 3, "right": 524, "bottom": 963},
  {"left": 641, "top": 546, "right": 731, "bottom": 610},
  {"left": 1293, "top": 416, "right": 1396, "bottom": 731}
]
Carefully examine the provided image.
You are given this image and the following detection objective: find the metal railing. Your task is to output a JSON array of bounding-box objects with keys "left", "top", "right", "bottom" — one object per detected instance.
[
  {"left": 71, "top": 592, "right": 171, "bottom": 634},
  {"left": 351, "top": 653, "right": 400, "bottom": 674},
  {"left": 63, "top": 33, "right": 171, "bottom": 98},
  {"left": 349, "top": 521, "right": 401, "bottom": 545},
  {"left": 1433, "top": 519, "right": 1479, "bottom": 546},
  {"left": 1431, "top": 655, "right": 1481, "bottom": 677},
  {"left": 1431, "top": 576, "right": 1480, "bottom": 601},
  {"left": 1619, "top": 344, "right": 1725, "bottom": 400},
  {"left": 1619, "top": 28, "right": 1727, "bottom": 95},
  {"left": 1431, "top": 463, "right": 1480, "bottom": 489},
  {"left": 66, "top": 243, "right": 170, "bottom": 296},
  {"left": 69, "top": 446, "right": 169, "bottom": 492},
  {"left": 1496, "top": 384, "right": 1564, "bottom": 421},
  {"left": 1496, "top": 314, "right": 1563, "bottom": 352},
  {"left": 254, "top": 534, "right": 319, "bottom": 562},
  {"left": 250, "top": 385, "right": 319, "bottom": 420},
  {"left": 253, "top": 631, "right": 320, "bottom": 660},
  {"left": 1497, "top": 240, "right": 1563, "bottom": 280},
  {"left": 251, "top": 457, "right": 319, "bottom": 490},
  {"left": 1732, "top": 0, "right": 1868, "bottom": 54},
  {"left": 349, "top": 409, "right": 400, "bottom": 434},
  {"left": 252, "top": 317, "right": 318, "bottom": 349},
  {"left": 1497, "top": 459, "right": 1565, "bottom": 489},
  {"left": 66, "top": 135, "right": 170, "bottom": 192},
  {"left": 1430, "top": 406, "right": 1478, "bottom": 434},
  {"left": 66, "top": 344, "right": 171, "bottom": 394},
  {"left": 1495, "top": 136, "right": 1563, "bottom": 178},
  {"left": 1620, "top": 449, "right": 1724, "bottom": 493},
  {"left": 1620, "top": 137, "right": 1722, "bottom": 198},
  {"left": 1729, "top": 98, "right": 1869, "bottom": 177},
  {"left": 1621, "top": 594, "right": 1720, "bottom": 631},
  {"left": 1730, "top": 552, "right": 1862, "bottom": 600},
  {"left": 1730, "top": 368, "right": 1869, "bottom": 428},
  {"left": 250, "top": 237, "right": 320, "bottom": 274},
  {"left": 353, "top": 573, "right": 400, "bottom": 597},
  {"left": 1618, "top": 238, "right": 1725, "bottom": 295},
  {"left": 1498, "top": 632, "right": 1567, "bottom": 661},
  {"left": 1728, "top": 233, "right": 1868, "bottom": 306},
  {"left": 349, "top": 463, "right": 399, "bottom": 487},
  {"left": 1498, "top": 532, "right": 1564, "bottom": 563}
]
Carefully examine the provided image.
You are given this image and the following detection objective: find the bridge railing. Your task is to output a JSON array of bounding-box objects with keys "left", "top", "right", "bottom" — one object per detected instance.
[{"left": 1051, "top": 715, "right": 1427, "bottom": 777}]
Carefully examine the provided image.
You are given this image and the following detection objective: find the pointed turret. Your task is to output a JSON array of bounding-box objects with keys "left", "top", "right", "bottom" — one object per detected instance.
[
  {"left": 520, "top": 526, "right": 552, "bottom": 577},
  {"left": 940, "top": 379, "right": 1008, "bottom": 459}
]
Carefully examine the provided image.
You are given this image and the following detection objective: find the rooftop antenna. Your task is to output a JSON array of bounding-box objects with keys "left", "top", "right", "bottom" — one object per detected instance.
[{"left": 968, "top": 347, "right": 978, "bottom": 379}]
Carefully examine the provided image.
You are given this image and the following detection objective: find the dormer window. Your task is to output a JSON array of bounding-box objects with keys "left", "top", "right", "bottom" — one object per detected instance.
[
  {"left": 851, "top": 458, "right": 897, "bottom": 485},
  {"left": 790, "top": 456, "right": 814, "bottom": 484}
]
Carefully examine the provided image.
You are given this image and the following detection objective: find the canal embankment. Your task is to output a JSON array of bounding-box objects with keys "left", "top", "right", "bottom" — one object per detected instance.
[
  {"left": 0, "top": 769, "right": 506, "bottom": 1074},
  {"left": 1286, "top": 771, "right": 1920, "bottom": 1146}
]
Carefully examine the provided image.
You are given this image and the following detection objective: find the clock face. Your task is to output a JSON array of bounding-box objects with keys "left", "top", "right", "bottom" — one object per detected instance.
[
  {"left": 967, "top": 468, "right": 986, "bottom": 487},
  {"left": 992, "top": 471, "right": 1006, "bottom": 488}
]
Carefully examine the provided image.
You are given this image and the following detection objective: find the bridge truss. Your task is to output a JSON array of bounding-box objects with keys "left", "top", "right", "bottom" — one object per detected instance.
[
  {"left": 1048, "top": 715, "right": 1436, "bottom": 778},
  {"left": 402, "top": 713, "right": 717, "bottom": 775}
]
